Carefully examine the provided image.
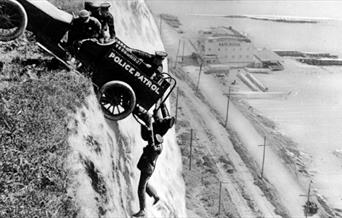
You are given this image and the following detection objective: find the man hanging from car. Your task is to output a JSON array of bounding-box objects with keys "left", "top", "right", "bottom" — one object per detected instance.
[
  {"left": 132, "top": 104, "right": 175, "bottom": 217},
  {"left": 67, "top": 2, "right": 175, "bottom": 127}
]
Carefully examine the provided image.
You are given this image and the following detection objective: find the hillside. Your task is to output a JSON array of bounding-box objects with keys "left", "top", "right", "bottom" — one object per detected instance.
[
  {"left": 0, "top": 35, "right": 90, "bottom": 217},
  {"left": 0, "top": 0, "right": 186, "bottom": 217}
]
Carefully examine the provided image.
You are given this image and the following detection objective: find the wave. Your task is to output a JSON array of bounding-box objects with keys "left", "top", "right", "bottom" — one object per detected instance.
[{"left": 190, "top": 13, "right": 338, "bottom": 23}]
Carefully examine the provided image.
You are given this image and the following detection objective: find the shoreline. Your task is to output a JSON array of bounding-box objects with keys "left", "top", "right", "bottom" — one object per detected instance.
[
  {"left": 171, "top": 65, "right": 291, "bottom": 217},
  {"left": 224, "top": 15, "right": 319, "bottom": 24},
  {"left": 158, "top": 11, "right": 340, "bottom": 216},
  {"left": 232, "top": 97, "right": 339, "bottom": 217}
]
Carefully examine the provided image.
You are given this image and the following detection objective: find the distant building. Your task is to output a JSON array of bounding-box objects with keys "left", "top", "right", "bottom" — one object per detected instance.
[
  {"left": 197, "top": 26, "right": 256, "bottom": 65},
  {"left": 253, "top": 48, "right": 284, "bottom": 71}
]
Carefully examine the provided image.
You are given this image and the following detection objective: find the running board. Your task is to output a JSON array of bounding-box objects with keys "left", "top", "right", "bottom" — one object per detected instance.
[{"left": 36, "top": 42, "right": 74, "bottom": 71}]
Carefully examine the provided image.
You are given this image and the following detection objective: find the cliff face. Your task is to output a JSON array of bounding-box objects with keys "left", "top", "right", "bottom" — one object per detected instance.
[
  {"left": 66, "top": 0, "right": 186, "bottom": 217},
  {"left": 0, "top": 0, "right": 184, "bottom": 217}
]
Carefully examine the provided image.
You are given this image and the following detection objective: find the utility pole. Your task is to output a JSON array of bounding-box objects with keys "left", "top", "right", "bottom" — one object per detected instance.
[
  {"left": 189, "top": 129, "right": 193, "bottom": 170},
  {"left": 300, "top": 180, "right": 317, "bottom": 218},
  {"left": 218, "top": 181, "right": 222, "bottom": 216},
  {"left": 258, "top": 136, "right": 268, "bottom": 179},
  {"left": 174, "top": 39, "right": 181, "bottom": 69},
  {"left": 224, "top": 86, "right": 232, "bottom": 127},
  {"left": 175, "top": 87, "right": 179, "bottom": 124},
  {"left": 159, "top": 15, "right": 162, "bottom": 34},
  {"left": 196, "top": 63, "right": 203, "bottom": 94},
  {"left": 181, "top": 39, "right": 185, "bottom": 63},
  {"left": 305, "top": 181, "right": 312, "bottom": 218},
  {"left": 218, "top": 181, "right": 230, "bottom": 217}
]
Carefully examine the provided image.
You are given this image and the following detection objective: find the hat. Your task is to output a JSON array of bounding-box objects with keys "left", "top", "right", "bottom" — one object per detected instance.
[
  {"left": 79, "top": 10, "right": 90, "bottom": 18},
  {"left": 100, "top": 2, "right": 111, "bottom": 8},
  {"left": 155, "top": 51, "right": 168, "bottom": 59},
  {"left": 84, "top": 1, "right": 94, "bottom": 7}
]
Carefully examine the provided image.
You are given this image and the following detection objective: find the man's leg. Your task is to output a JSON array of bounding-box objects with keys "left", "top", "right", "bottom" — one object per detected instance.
[
  {"left": 146, "top": 182, "right": 160, "bottom": 205},
  {"left": 159, "top": 103, "right": 175, "bottom": 128},
  {"left": 131, "top": 49, "right": 153, "bottom": 63},
  {"left": 133, "top": 171, "right": 151, "bottom": 217},
  {"left": 160, "top": 103, "right": 170, "bottom": 118},
  {"left": 151, "top": 103, "right": 175, "bottom": 136}
]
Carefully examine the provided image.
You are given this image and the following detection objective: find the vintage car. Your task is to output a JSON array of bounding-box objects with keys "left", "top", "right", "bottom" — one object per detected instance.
[{"left": 0, "top": 0, "right": 176, "bottom": 121}]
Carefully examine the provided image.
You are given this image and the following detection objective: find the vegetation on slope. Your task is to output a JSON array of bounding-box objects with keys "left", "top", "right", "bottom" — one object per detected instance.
[
  {"left": 0, "top": 35, "right": 91, "bottom": 217},
  {"left": 0, "top": 0, "right": 91, "bottom": 216},
  {"left": 49, "top": 0, "right": 83, "bottom": 13}
]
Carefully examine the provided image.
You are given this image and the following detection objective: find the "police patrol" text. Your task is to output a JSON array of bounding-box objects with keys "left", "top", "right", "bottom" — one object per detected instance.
[{"left": 108, "top": 52, "right": 160, "bottom": 95}]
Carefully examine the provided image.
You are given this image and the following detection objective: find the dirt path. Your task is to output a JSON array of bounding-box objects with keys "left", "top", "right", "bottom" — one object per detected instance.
[{"left": 173, "top": 68, "right": 282, "bottom": 217}]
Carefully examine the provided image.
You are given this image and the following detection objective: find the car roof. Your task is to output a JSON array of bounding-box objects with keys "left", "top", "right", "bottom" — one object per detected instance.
[{"left": 27, "top": 0, "right": 73, "bottom": 24}]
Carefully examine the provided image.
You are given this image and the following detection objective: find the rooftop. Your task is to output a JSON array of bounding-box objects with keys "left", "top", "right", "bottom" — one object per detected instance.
[
  {"left": 254, "top": 49, "right": 282, "bottom": 61},
  {"left": 199, "top": 26, "right": 250, "bottom": 42}
]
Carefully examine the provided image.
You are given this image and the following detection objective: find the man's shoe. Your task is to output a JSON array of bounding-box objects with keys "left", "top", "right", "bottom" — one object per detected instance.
[
  {"left": 153, "top": 197, "right": 160, "bottom": 205},
  {"left": 155, "top": 51, "right": 168, "bottom": 59},
  {"left": 132, "top": 210, "right": 145, "bottom": 217},
  {"left": 166, "top": 117, "right": 175, "bottom": 128}
]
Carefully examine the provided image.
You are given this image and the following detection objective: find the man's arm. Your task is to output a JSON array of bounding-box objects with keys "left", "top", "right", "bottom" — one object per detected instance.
[
  {"left": 130, "top": 49, "right": 154, "bottom": 64},
  {"left": 91, "top": 17, "right": 102, "bottom": 38},
  {"left": 107, "top": 14, "right": 116, "bottom": 38}
]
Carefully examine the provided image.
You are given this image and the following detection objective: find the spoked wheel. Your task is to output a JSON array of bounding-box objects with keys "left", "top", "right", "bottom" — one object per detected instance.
[
  {"left": 0, "top": 0, "right": 27, "bottom": 42},
  {"left": 97, "top": 81, "right": 136, "bottom": 121}
]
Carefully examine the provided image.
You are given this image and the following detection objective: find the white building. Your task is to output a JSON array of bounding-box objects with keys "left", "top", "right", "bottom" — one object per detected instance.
[
  {"left": 253, "top": 48, "right": 284, "bottom": 71},
  {"left": 197, "top": 26, "right": 256, "bottom": 65}
]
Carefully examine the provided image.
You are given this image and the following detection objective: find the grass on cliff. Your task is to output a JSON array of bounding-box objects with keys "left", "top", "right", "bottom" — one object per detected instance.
[
  {"left": 49, "top": 0, "right": 83, "bottom": 13},
  {"left": 0, "top": 37, "right": 91, "bottom": 217},
  {"left": 0, "top": 0, "right": 101, "bottom": 216}
]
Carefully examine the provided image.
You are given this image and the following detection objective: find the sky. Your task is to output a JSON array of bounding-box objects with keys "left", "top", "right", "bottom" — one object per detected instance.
[{"left": 148, "top": 0, "right": 342, "bottom": 20}]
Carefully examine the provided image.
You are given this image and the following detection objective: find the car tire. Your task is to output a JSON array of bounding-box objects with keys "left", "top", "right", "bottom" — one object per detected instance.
[
  {"left": 97, "top": 80, "right": 136, "bottom": 121},
  {"left": 0, "top": 0, "right": 28, "bottom": 42}
]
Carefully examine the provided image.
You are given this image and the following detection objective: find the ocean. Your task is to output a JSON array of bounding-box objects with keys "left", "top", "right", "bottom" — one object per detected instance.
[{"left": 148, "top": 0, "right": 342, "bottom": 56}]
